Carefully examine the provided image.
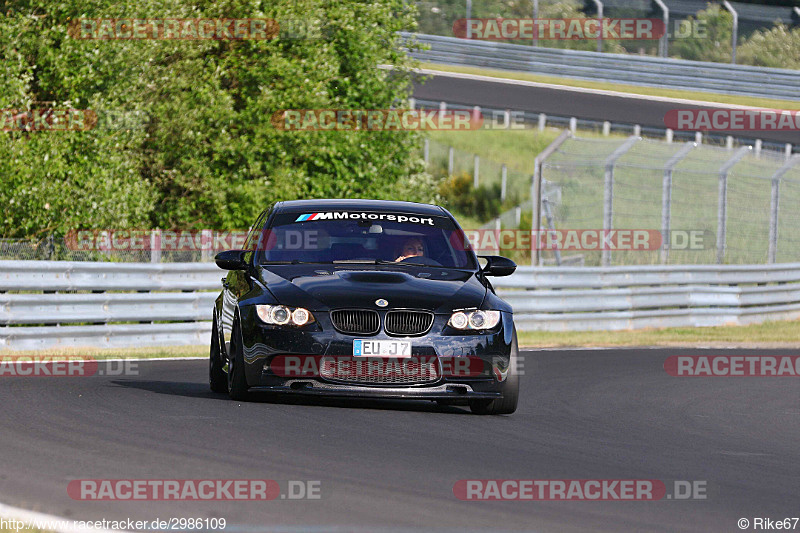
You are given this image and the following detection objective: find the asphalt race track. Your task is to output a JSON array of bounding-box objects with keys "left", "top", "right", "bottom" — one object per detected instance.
[
  {"left": 1, "top": 349, "right": 797, "bottom": 532},
  {"left": 412, "top": 72, "right": 800, "bottom": 147}
]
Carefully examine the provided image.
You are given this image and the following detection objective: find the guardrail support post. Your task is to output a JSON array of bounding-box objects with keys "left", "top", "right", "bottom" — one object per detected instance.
[
  {"left": 603, "top": 121, "right": 610, "bottom": 136},
  {"left": 569, "top": 117, "right": 577, "bottom": 134},
  {"left": 726, "top": 136, "right": 734, "bottom": 150},
  {"left": 532, "top": 130, "right": 572, "bottom": 266},
  {"left": 602, "top": 136, "right": 639, "bottom": 266},
  {"left": 755, "top": 139, "right": 762, "bottom": 158},
  {"left": 785, "top": 143, "right": 792, "bottom": 160},
  {"left": 661, "top": 142, "right": 695, "bottom": 264},
  {"left": 538, "top": 113, "right": 546, "bottom": 131},
  {"left": 768, "top": 155, "right": 800, "bottom": 263},
  {"left": 717, "top": 146, "right": 751, "bottom": 263},
  {"left": 665, "top": 128, "right": 673, "bottom": 143}
]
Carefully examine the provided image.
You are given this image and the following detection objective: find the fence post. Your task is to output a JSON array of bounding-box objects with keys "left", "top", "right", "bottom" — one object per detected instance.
[
  {"left": 603, "top": 121, "right": 611, "bottom": 136},
  {"left": 201, "top": 229, "right": 213, "bottom": 262},
  {"left": 473, "top": 154, "right": 480, "bottom": 187},
  {"left": 569, "top": 117, "right": 577, "bottom": 135},
  {"left": 722, "top": 0, "right": 738, "bottom": 64},
  {"left": 755, "top": 139, "right": 762, "bottom": 158},
  {"left": 439, "top": 101, "right": 447, "bottom": 112},
  {"left": 665, "top": 128, "right": 673, "bottom": 143},
  {"left": 768, "top": 155, "right": 800, "bottom": 263},
  {"left": 717, "top": 146, "right": 751, "bottom": 264},
  {"left": 661, "top": 142, "right": 695, "bottom": 263},
  {"left": 654, "top": 0, "right": 669, "bottom": 57},
  {"left": 448, "top": 147, "right": 454, "bottom": 175},
  {"left": 633, "top": 124, "right": 641, "bottom": 136},
  {"left": 538, "top": 113, "right": 546, "bottom": 131},
  {"left": 423, "top": 138, "right": 429, "bottom": 164},
  {"left": 500, "top": 164, "right": 507, "bottom": 201},
  {"left": 150, "top": 229, "right": 161, "bottom": 263},
  {"left": 695, "top": 131, "right": 703, "bottom": 144},
  {"left": 726, "top": 136, "right": 734, "bottom": 150},
  {"left": 532, "top": 130, "right": 572, "bottom": 266},
  {"left": 602, "top": 136, "right": 639, "bottom": 266},
  {"left": 785, "top": 143, "right": 793, "bottom": 160},
  {"left": 494, "top": 217, "right": 501, "bottom": 254},
  {"left": 591, "top": 0, "right": 603, "bottom": 53}
]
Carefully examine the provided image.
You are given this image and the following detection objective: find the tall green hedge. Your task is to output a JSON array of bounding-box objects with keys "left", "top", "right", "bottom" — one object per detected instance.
[{"left": 1, "top": 0, "right": 432, "bottom": 237}]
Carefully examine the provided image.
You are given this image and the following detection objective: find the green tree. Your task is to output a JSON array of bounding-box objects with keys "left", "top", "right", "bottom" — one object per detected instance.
[
  {"left": 670, "top": 3, "right": 733, "bottom": 63},
  {"left": 738, "top": 23, "right": 800, "bottom": 69},
  {"left": 1, "top": 0, "right": 430, "bottom": 237}
]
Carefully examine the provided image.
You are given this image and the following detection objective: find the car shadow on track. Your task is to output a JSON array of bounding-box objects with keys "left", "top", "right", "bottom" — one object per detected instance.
[{"left": 110, "top": 379, "right": 472, "bottom": 414}]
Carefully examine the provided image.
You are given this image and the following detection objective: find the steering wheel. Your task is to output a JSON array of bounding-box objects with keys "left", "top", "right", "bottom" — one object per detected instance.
[{"left": 398, "top": 256, "right": 442, "bottom": 266}]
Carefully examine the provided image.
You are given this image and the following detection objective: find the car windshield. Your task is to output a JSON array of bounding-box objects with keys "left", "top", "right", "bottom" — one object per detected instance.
[{"left": 255, "top": 211, "right": 477, "bottom": 269}]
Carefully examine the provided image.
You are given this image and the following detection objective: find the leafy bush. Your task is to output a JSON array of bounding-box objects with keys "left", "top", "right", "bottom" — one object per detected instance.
[
  {"left": 438, "top": 171, "right": 502, "bottom": 222},
  {"left": 1, "top": 0, "right": 432, "bottom": 237}
]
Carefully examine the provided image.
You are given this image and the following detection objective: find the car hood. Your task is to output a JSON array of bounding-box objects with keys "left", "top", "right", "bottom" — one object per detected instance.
[{"left": 259, "top": 265, "right": 487, "bottom": 313}]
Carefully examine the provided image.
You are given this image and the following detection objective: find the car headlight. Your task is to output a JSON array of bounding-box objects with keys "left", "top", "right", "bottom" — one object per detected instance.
[
  {"left": 448, "top": 310, "right": 501, "bottom": 330},
  {"left": 256, "top": 305, "right": 315, "bottom": 326}
]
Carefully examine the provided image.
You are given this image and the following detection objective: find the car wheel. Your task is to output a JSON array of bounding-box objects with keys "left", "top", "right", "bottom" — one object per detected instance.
[
  {"left": 209, "top": 312, "right": 228, "bottom": 393},
  {"left": 469, "top": 329, "right": 519, "bottom": 415},
  {"left": 227, "top": 319, "right": 250, "bottom": 401}
]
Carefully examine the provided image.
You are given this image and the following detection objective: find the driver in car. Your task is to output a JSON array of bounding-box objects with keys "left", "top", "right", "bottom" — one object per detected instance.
[{"left": 395, "top": 237, "right": 425, "bottom": 262}]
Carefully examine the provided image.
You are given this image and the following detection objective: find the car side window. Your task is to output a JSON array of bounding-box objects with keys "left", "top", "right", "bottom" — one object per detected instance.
[{"left": 244, "top": 211, "right": 267, "bottom": 251}]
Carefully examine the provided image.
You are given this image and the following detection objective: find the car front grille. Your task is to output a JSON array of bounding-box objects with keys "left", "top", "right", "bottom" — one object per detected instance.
[
  {"left": 384, "top": 310, "right": 434, "bottom": 336},
  {"left": 330, "top": 309, "right": 380, "bottom": 335},
  {"left": 319, "top": 357, "right": 440, "bottom": 385}
]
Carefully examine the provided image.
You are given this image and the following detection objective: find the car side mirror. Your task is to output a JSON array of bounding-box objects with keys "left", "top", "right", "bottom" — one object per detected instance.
[
  {"left": 215, "top": 250, "right": 247, "bottom": 271},
  {"left": 479, "top": 255, "right": 517, "bottom": 277}
]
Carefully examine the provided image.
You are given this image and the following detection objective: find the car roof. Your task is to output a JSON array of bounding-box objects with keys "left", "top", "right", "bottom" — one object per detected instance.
[{"left": 274, "top": 199, "right": 447, "bottom": 217}]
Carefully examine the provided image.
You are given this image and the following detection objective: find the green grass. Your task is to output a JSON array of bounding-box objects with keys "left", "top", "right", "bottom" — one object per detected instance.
[
  {"left": 518, "top": 319, "right": 800, "bottom": 348},
  {"left": 420, "top": 62, "right": 800, "bottom": 111},
  {"left": 0, "top": 345, "right": 206, "bottom": 359}
]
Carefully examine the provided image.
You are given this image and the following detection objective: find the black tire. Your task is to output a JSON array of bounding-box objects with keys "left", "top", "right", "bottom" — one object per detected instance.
[
  {"left": 469, "top": 330, "right": 519, "bottom": 415},
  {"left": 227, "top": 319, "right": 250, "bottom": 401},
  {"left": 209, "top": 313, "right": 228, "bottom": 393}
]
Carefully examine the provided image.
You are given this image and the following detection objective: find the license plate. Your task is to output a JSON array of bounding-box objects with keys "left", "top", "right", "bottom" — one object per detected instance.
[{"left": 353, "top": 339, "right": 412, "bottom": 357}]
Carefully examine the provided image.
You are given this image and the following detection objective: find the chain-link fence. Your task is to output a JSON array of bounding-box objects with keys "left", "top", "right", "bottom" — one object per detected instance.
[{"left": 537, "top": 134, "right": 800, "bottom": 266}]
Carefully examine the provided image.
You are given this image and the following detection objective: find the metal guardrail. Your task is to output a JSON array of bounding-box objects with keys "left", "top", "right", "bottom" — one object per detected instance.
[
  {"left": 1, "top": 261, "right": 799, "bottom": 349},
  {"left": 0, "top": 261, "right": 221, "bottom": 351},
  {"left": 405, "top": 33, "right": 800, "bottom": 101},
  {"left": 493, "top": 263, "right": 800, "bottom": 331}
]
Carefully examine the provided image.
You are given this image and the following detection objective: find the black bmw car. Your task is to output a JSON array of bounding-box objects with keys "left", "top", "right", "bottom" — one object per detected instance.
[{"left": 210, "top": 199, "right": 519, "bottom": 414}]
